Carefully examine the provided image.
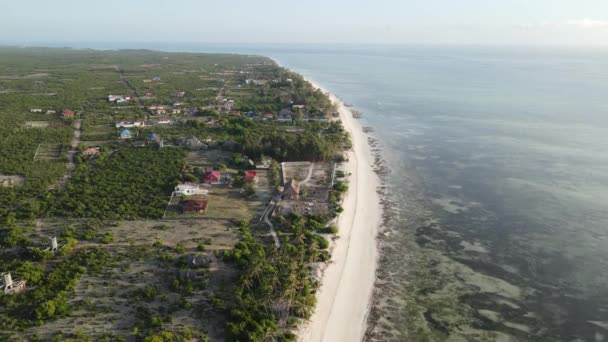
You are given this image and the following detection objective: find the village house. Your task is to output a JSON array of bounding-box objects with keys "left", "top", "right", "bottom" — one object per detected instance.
[
  {"left": 303, "top": 113, "right": 329, "bottom": 122},
  {"left": 283, "top": 179, "right": 300, "bottom": 201},
  {"left": 245, "top": 79, "right": 265, "bottom": 86},
  {"left": 30, "top": 108, "right": 42, "bottom": 113},
  {"left": 46, "top": 109, "right": 56, "bottom": 114},
  {"left": 108, "top": 95, "right": 131, "bottom": 103},
  {"left": 82, "top": 147, "right": 100, "bottom": 156},
  {"left": 262, "top": 113, "right": 274, "bottom": 120},
  {"left": 115, "top": 121, "right": 144, "bottom": 128},
  {"left": 147, "top": 132, "right": 161, "bottom": 144},
  {"left": 1, "top": 178, "right": 15, "bottom": 187},
  {"left": 176, "top": 91, "right": 186, "bottom": 97},
  {"left": 1, "top": 272, "right": 26, "bottom": 295},
  {"left": 277, "top": 109, "right": 294, "bottom": 122},
  {"left": 62, "top": 109, "right": 75, "bottom": 118},
  {"left": 176, "top": 136, "right": 206, "bottom": 150},
  {"left": 119, "top": 129, "right": 132, "bottom": 139},
  {"left": 148, "top": 105, "right": 166, "bottom": 111},
  {"left": 202, "top": 170, "right": 222, "bottom": 184},
  {"left": 185, "top": 107, "right": 198, "bottom": 115},
  {"left": 157, "top": 118, "right": 173, "bottom": 125},
  {"left": 172, "top": 108, "right": 182, "bottom": 114},
  {"left": 244, "top": 170, "right": 257, "bottom": 183},
  {"left": 174, "top": 183, "right": 208, "bottom": 196},
  {"left": 172, "top": 101, "right": 184, "bottom": 107},
  {"left": 292, "top": 100, "right": 306, "bottom": 110},
  {"left": 222, "top": 139, "right": 238, "bottom": 151},
  {"left": 181, "top": 199, "right": 208, "bottom": 214}
]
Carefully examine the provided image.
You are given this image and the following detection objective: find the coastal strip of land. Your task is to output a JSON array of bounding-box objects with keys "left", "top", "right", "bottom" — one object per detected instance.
[{"left": 299, "top": 80, "right": 382, "bottom": 342}]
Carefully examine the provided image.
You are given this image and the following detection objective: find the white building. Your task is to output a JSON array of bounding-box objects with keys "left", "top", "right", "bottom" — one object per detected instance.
[
  {"left": 115, "top": 121, "right": 144, "bottom": 128},
  {"left": 174, "top": 183, "right": 208, "bottom": 197}
]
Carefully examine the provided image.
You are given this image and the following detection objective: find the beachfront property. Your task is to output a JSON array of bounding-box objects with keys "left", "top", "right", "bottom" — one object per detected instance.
[
  {"left": 180, "top": 199, "right": 208, "bottom": 214},
  {"left": 276, "top": 162, "right": 332, "bottom": 216},
  {"left": 283, "top": 179, "right": 300, "bottom": 200},
  {"left": 174, "top": 183, "right": 209, "bottom": 197},
  {"left": 303, "top": 113, "right": 329, "bottom": 122}
]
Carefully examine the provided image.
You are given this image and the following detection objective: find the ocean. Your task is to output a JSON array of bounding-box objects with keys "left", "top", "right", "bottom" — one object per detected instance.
[
  {"left": 19, "top": 42, "right": 608, "bottom": 341},
  {"left": 264, "top": 46, "right": 608, "bottom": 342}
]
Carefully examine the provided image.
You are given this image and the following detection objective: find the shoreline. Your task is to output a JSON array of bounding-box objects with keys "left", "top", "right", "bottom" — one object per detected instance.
[{"left": 298, "top": 79, "right": 382, "bottom": 342}]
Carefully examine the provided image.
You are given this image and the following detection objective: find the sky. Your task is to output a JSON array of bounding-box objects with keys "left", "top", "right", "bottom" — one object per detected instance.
[{"left": 2, "top": 0, "right": 608, "bottom": 46}]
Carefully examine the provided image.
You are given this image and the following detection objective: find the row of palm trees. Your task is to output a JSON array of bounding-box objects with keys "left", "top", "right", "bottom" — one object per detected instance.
[{"left": 225, "top": 216, "right": 329, "bottom": 341}]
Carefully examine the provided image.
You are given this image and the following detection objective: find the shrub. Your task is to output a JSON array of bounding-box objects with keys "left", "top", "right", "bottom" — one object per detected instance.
[{"left": 101, "top": 232, "right": 113, "bottom": 244}]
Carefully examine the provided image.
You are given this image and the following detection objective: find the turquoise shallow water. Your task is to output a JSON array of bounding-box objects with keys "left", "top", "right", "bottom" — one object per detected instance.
[{"left": 18, "top": 42, "right": 608, "bottom": 340}]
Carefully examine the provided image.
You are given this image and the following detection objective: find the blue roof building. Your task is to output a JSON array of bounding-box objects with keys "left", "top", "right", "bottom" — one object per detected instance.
[{"left": 119, "top": 129, "right": 131, "bottom": 139}]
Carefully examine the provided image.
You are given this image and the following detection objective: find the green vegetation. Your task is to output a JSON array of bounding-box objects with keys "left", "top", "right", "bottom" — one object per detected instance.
[
  {"left": 0, "top": 47, "right": 350, "bottom": 340},
  {"left": 224, "top": 216, "right": 330, "bottom": 341},
  {"left": 0, "top": 248, "right": 114, "bottom": 331},
  {"left": 52, "top": 148, "right": 184, "bottom": 219}
]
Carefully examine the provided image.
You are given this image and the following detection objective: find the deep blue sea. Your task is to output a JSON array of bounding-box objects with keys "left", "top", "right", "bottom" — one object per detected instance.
[{"left": 18, "top": 42, "right": 608, "bottom": 341}]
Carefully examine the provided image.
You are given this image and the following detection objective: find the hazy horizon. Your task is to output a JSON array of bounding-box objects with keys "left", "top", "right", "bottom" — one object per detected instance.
[{"left": 2, "top": 0, "right": 608, "bottom": 47}]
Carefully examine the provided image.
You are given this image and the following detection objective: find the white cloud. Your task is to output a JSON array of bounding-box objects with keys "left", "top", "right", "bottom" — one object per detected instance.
[
  {"left": 564, "top": 18, "right": 608, "bottom": 29},
  {"left": 517, "top": 18, "right": 608, "bottom": 30}
]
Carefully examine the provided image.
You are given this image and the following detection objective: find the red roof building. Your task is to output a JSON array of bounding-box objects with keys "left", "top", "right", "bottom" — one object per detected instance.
[
  {"left": 181, "top": 199, "right": 208, "bottom": 213},
  {"left": 63, "top": 109, "right": 75, "bottom": 118},
  {"left": 202, "top": 170, "right": 221, "bottom": 184},
  {"left": 82, "top": 147, "right": 100, "bottom": 156},
  {"left": 244, "top": 170, "right": 257, "bottom": 183}
]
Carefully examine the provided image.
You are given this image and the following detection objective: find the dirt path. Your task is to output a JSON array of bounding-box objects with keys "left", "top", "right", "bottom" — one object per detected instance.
[
  {"left": 263, "top": 201, "right": 280, "bottom": 248},
  {"left": 52, "top": 118, "right": 81, "bottom": 190},
  {"left": 299, "top": 163, "right": 315, "bottom": 187}
]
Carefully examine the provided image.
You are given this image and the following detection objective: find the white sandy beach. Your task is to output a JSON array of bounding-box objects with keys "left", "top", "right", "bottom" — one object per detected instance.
[{"left": 299, "top": 81, "right": 382, "bottom": 342}]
